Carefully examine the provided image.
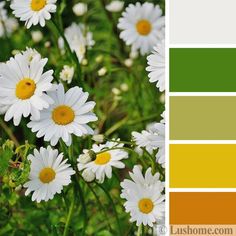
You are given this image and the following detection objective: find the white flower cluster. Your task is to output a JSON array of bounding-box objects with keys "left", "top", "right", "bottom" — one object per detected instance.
[{"left": 132, "top": 111, "right": 165, "bottom": 168}]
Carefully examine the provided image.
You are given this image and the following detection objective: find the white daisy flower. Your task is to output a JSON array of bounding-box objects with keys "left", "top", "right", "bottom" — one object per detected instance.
[
  {"left": 146, "top": 41, "right": 165, "bottom": 91},
  {"left": 24, "top": 146, "right": 75, "bottom": 203},
  {"left": 27, "top": 84, "right": 98, "bottom": 146},
  {"left": 121, "top": 165, "right": 165, "bottom": 199},
  {"left": 132, "top": 122, "right": 165, "bottom": 167},
  {"left": 121, "top": 166, "right": 165, "bottom": 227},
  {"left": 10, "top": 0, "right": 57, "bottom": 29},
  {"left": 77, "top": 141, "right": 128, "bottom": 183},
  {"left": 106, "top": 1, "right": 124, "bottom": 13},
  {"left": 59, "top": 23, "right": 95, "bottom": 62},
  {"left": 0, "top": 49, "right": 54, "bottom": 126},
  {"left": 118, "top": 2, "right": 165, "bottom": 55}
]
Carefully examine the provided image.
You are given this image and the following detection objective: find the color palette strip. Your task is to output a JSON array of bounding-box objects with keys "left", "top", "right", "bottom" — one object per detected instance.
[
  {"left": 170, "top": 96, "right": 236, "bottom": 140},
  {"left": 170, "top": 192, "right": 236, "bottom": 225},
  {"left": 170, "top": 144, "right": 236, "bottom": 188},
  {"left": 170, "top": 0, "right": 236, "bottom": 44},
  {"left": 170, "top": 48, "right": 236, "bottom": 92}
]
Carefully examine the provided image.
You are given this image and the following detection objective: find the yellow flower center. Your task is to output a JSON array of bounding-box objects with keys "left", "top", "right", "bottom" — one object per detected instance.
[
  {"left": 15, "top": 78, "right": 36, "bottom": 100},
  {"left": 136, "top": 20, "right": 152, "bottom": 35},
  {"left": 94, "top": 152, "right": 111, "bottom": 165},
  {"left": 138, "top": 198, "right": 154, "bottom": 214},
  {"left": 31, "top": 0, "right": 47, "bottom": 11},
  {"left": 39, "top": 167, "right": 56, "bottom": 183},
  {"left": 52, "top": 105, "right": 75, "bottom": 125}
]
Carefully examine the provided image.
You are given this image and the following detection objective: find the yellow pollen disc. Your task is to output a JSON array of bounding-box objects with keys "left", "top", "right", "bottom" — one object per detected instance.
[
  {"left": 31, "top": 0, "right": 46, "bottom": 11},
  {"left": 136, "top": 19, "right": 152, "bottom": 35},
  {"left": 52, "top": 105, "right": 75, "bottom": 125},
  {"left": 138, "top": 198, "right": 154, "bottom": 214},
  {"left": 15, "top": 78, "right": 36, "bottom": 100},
  {"left": 95, "top": 152, "right": 111, "bottom": 165},
  {"left": 39, "top": 167, "right": 56, "bottom": 183}
]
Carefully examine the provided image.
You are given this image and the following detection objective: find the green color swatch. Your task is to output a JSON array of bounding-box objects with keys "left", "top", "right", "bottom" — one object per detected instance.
[
  {"left": 170, "top": 96, "right": 236, "bottom": 140},
  {"left": 170, "top": 48, "right": 236, "bottom": 92}
]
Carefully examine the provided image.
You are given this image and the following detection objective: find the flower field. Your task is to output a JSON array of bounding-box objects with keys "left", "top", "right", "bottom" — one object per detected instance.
[{"left": 0, "top": 0, "right": 165, "bottom": 235}]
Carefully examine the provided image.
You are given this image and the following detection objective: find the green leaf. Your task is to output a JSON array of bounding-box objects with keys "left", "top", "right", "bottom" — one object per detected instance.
[{"left": 0, "top": 147, "right": 14, "bottom": 176}]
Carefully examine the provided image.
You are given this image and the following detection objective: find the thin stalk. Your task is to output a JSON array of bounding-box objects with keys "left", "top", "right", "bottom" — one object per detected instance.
[
  {"left": 63, "top": 188, "right": 75, "bottom": 236},
  {"left": 75, "top": 175, "right": 88, "bottom": 236},
  {"left": 96, "top": 146, "right": 137, "bottom": 155},
  {"left": 0, "top": 118, "right": 20, "bottom": 147},
  {"left": 95, "top": 183, "right": 122, "bottom": 236},
  {"left": 137, "top": 224, "right": 142, "bottom": 236}
]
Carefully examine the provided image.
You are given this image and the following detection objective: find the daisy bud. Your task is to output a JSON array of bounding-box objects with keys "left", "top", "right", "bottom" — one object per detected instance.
[
  {"left": 95, "top": 55, "right": 103, "bottom": 63},
  {"left": 160, "top": 93, "right": 165, "bottom": 104},
  {"left": 124, "top": 58, "right": 133, "bottom": 67},
  {"left": 105, "top": 1, "right": 124, "bottom": 12},
  {"left": 73, "top": 3, "right": 88, "bottom": 16},
  {"left": 59, "top": 65, "right": 74, "bottom": 84},
  {"left": 44, "top": 41, "right": 51, "bottom": 48},
  {"left": 98, "top": 67, "right": 107, "bottom": 76},
  {"left": 15, "top": 185, "right": 22, "bottom": 192},
  {"left": 31, "top": 31, "right": 43, "bottom": 43},
  {"left": 81, "top": 58, "right": 88, "bottom": 65},
  {"left": 78, "top": 152, "right": 92, "bottom": 164},
  {"left": 82, "top": 169, "right": 95, "bottom": 182},
  {"left": 92, "top": 134, "right": 105, "bottom": 143},
  {"left": 112, "top": 88, "right": 121, "bottom": 95},
  {"left": 120, "top": 83, "right": 129, "bottom": 92}
]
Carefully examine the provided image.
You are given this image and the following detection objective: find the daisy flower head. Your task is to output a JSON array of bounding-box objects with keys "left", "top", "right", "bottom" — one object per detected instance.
[
  {"left": 132, "top": 122, "right": 165, "bottom": 167},
  {"left": 28, "top": 84, "right": 98, "bottom": 146},
  {"left": 10, "top": 0, "right": 57, "bottom": 29},
  {"left": 24, "top": 146, "right": 75, "bottom": 203},
  {"left": 118, "top": 2, "right": 165, "bottom": 55},
  {"left": 146, "top": 40, "right": 165, "bottom": 91},
  {"left": 59, "top": 23, "right": 95, "bottom": 62},
  {"left": 0, "top": 48, "right": 54, "bottom": 126},
  {"left": 121, "top": 165, "right": 165, "bottom": 227},
  {"left": 77, "top": 140, "right": 129, "bottom": 183}
]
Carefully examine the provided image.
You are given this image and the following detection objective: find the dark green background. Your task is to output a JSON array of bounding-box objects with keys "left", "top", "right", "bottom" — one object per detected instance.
[{"left": 170, "top": 48, "right": 236, "bottom": 92}]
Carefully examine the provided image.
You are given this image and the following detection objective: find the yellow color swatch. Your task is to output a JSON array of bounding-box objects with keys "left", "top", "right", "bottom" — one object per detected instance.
[{"left": 170, "top": 144, "right": 236, "bottom": 188}]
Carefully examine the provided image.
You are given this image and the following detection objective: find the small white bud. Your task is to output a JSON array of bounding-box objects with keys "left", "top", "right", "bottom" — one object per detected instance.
[
  {"left": 82, "top": 169, "right": 95, "bottom": 182},
  {"left": 105, "top": 1, "right": 124, "bottom": 12},
  {"left": 95, "top": 55, "right": 103, "bottom": 63},
  {"left": 73, "top": 3, "right": 87, "bottom": 16},
  {"left": 124, "top": 58, "right": 133, "bottom": 67},
  {"left": 112, "top": 88, "right": 121, "bottom": 95},
  {"left": 31, "top": 31, "right": 43, "bottom": 43},
  {"left": 159, "top": 93, "right": 165, "bottom": 104},
  {"left": 44, "top": 41, "right": 51, "bottom": 48},
  {"left": 98, "top": 67, "right": 107, "bottom": 76},
  {"left": 120, "top": 83, "right": 129, "bottom": 92},
  {"left": 92, "top": 134, "right": 105, "bottom": 143},
  {"left": 81, "top": 58, "right": 88, "bottom": 65},
  {"left": 78, "top": 152, "right": 92, "bottom": 164}
]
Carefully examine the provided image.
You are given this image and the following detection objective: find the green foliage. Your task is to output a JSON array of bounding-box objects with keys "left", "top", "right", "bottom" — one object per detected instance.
[{"left": 0, "top": 0, "right": 165, "bottom": 235}]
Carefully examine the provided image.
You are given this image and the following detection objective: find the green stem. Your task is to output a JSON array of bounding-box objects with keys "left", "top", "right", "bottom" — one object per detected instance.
[
  {"left": 96, "top": 146, "right": 136, "bottom": 155},
  {"left": 63, "top": 188, "right": 75, "bottom": 236},
  {"left": 0, "top": 118, "right": 20, "bottom": 147},
  {"left": 137, "top": 224, "right": 142, "bottom": 236},
  {"left": 96, "top": 183, "right": 122, "bottom": 236}
]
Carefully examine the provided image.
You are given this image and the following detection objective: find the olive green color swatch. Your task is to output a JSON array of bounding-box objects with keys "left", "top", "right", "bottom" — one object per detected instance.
[
  {"left": 170, "top": 48, "right": 236, "bottom": 92},
  {"left": 170, "top": 96, "right": 236, "bottom": 140}
]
